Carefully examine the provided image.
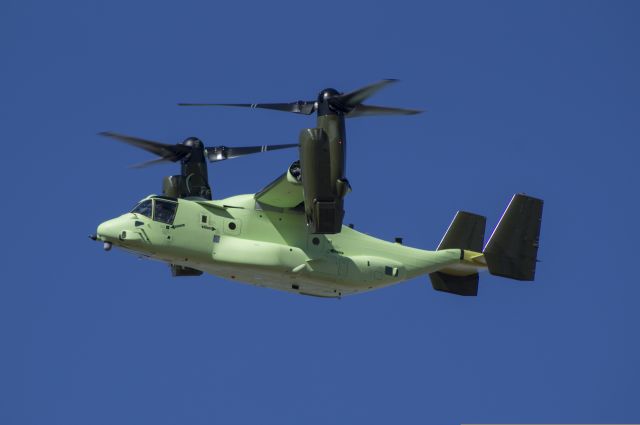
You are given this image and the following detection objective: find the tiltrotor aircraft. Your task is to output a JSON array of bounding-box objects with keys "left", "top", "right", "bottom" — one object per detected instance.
[{"left": 93, "top": 80, "right": 543, "bottom": 297}]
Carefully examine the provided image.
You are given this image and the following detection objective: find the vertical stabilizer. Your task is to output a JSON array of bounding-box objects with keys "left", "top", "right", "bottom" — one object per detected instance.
[
  {"left": 429, "top": 211, "right": 486, "bottom": 296},
  {"left": 436, "top": 211, "right": 486, "bottom": 252},
  {"left": 483, "top": 194, "right": 543, "bottom": 281}
]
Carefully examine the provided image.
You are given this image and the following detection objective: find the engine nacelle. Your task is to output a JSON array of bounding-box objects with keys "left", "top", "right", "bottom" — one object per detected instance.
[
  {"left": 161, "top": 140, "right": 212, "bottom": 200},
  {"left": 162, "top": 175, "right": 185, "bottom": 198},
  {"left": 162, "top": 173, "right": 212, "bottom": 200},
  {"left": 299, "top": 128, "right": 347, "bottom": 234}
]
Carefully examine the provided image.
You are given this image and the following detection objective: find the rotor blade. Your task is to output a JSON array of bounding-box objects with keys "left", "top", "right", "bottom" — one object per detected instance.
[
  {"left": 206, "top": 143, "right": 298, "bottom": 162},
  {"left": 99, "top": 131, "right": 191, "bottom": 161},
  {"left": 178, "top": 101, "right": 316, "bottom": 115},
  {"left": 346, "top": 104, "right": 423, "bottom": 118},
  {"left": 333, "top": 79, "right": 399, "bottom": 108},
  {"left": 128, "top": 157, "right": 174, "bottom": 169}
]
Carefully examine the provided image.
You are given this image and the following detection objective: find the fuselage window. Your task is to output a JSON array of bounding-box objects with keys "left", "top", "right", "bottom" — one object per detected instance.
[
  {"left": 131, "top": 200, "right": 152, "bottom": 218},
  {"left": 154, "top": 199, "right": 178, "bottom": 224}
]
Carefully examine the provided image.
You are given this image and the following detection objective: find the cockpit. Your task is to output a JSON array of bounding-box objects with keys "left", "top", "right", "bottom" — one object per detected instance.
[{"left": 131, "top": 196, "right": 179, "bottom": 225}]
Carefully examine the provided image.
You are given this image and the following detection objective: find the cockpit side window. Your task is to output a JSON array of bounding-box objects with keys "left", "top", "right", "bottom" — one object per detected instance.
[
  {"left": 154, "top": 199, "right": 178, "bottom": 224},
  {"left": 131, "top": 200, "right": 152, "bottom": 218}
]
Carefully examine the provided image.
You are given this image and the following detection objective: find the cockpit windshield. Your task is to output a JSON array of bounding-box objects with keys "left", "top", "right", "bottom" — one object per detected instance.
[
  {"left": 154, "top": 199, "right": 178, "bottom": 224},
  {"left": 131, "top": 200, "right": 152, "bottom": 218},
  {"left": 130, "top": 198, "right": 178, "bottom": 224}
]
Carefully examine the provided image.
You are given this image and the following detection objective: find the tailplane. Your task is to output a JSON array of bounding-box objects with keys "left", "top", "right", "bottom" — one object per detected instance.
[{"left": 429, "top": 194, "right": 543, "bottom": 296}]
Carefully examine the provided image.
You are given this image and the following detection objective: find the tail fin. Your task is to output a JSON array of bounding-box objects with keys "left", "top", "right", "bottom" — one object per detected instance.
[
  {"left": 436, "top": 211, "right": 486, "bottom": 252},
  {"left": 429, "top": 194, "right": 544, "bottom": 296},
  {"left": 483, "top": 194, "right": 543, "bottom": 281},
  {"left": 429, "top": 211, "right": 486, "bottom": 296}
]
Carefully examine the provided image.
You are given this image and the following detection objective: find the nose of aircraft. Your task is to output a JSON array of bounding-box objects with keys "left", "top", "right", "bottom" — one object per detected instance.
[
  {"left": 97, "top": 218, "right": 121, "bottom": 242},
  {"left": 95, "top": 216, "right": 148, "bottom": 252}
]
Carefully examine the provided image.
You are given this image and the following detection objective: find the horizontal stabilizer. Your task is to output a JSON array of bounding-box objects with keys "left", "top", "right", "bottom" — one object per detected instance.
[
  {"left": 429, "top": 272, "right": 479, "bottom": 296},
  {"left": 483, "top": 194, "right": 543, "bottom": 281}
]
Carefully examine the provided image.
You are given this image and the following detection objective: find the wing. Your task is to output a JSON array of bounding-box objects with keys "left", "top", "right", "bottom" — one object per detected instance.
[{"left": 254, "top": 162, "right": 303, "bottom": 209}]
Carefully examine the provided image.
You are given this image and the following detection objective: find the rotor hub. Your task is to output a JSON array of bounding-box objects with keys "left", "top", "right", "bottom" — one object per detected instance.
[
  {"left": 317, "top": 88, "right": 340, "bottom": 103},
  {"left": 183, "top": 137, "right": 203, "bottom": 148}
]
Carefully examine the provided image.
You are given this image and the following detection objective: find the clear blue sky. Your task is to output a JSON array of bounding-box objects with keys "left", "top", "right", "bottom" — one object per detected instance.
[{"left": 2, "top": 1, "right": 639, "bottom": 424}]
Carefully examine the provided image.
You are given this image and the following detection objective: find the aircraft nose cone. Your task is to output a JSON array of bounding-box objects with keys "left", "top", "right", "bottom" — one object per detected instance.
[{"left": 97, "top": 219, "right": 120, "bottom": 241}]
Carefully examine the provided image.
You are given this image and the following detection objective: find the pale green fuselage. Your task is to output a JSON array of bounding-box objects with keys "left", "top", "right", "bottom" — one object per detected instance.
[{"left": 97, "top": 194, "right": 465, "bottom": 297}]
